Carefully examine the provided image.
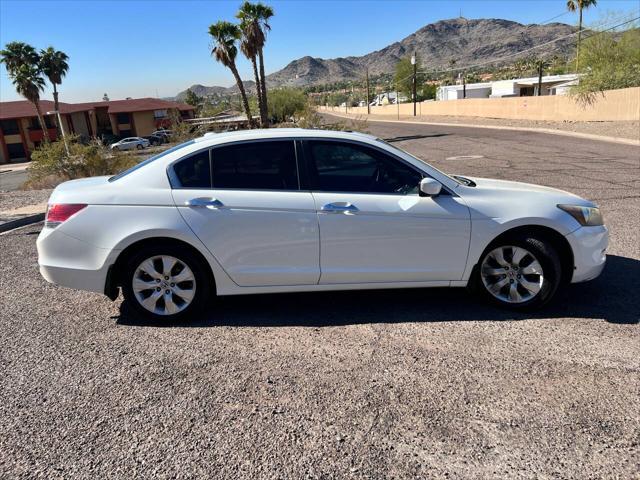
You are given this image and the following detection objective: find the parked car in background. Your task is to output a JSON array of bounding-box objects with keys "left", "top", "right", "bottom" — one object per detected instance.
[
  {"left": 145, "top": 134, "right": 165, "bottom": 146},
  {"left": 37, "top": 129, "right": 607, "bottom": 321},
  {"left": 152, "top": 130, "right": 173, "bottom": 142},
  {"left": 110, "top": 137, "right": 150, "bottom": 151}
]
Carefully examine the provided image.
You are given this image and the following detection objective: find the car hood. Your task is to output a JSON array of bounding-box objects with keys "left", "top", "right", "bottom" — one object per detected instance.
[
  {"left": 457, "top": 176, "right": 596, "bottom": 226},
  {"left": 465, "top": 176, "right": 593, "bottom": 204}
]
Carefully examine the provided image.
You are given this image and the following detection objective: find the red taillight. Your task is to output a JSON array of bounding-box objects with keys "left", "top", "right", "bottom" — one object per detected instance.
[{"left": 45, "top": 203, "right": 87, "bottom": 227}]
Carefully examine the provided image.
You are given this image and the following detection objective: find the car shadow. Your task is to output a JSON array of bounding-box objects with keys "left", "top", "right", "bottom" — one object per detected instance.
[
  {"left": 384, "top": 134, "right": 450, "bottom": 142},
  {"left": 115, "top": 255, "right": 639, "bottom": 328}
]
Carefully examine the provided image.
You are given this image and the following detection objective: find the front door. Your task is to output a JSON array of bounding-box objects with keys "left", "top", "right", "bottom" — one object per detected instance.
[
  {"left": 171, "top": 140, "right": 320, "bottom": 287},
  {"left": 304, "top": 140, "right": 471, "bottom": 284}
]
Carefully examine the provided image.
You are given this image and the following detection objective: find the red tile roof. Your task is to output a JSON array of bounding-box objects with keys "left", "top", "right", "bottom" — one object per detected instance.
[{"left": 0, "top": 97, "right": 194, "bottom": 120}]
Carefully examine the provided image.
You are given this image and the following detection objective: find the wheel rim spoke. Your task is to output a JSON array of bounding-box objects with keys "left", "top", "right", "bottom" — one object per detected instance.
[
  {"left": 482, "top": 266, "right": 504, "bottom": 276},
  {"left": 491, "top": 248, "right": 509, "bottom": 267},
  {"left": 519, "top": 276, "right": 542, "bottom": 294},
  {"left": 508, "top": 282, "right": 522, "bottom": 302},
  {"left": 522, "top": 261, "right": 543, "bottom": 275},
  {"left": 133, "top": 255, "right": 196, "bottom": 316},
  {"left": 511, "top": 247, "right": 527, "bottom": 267}
]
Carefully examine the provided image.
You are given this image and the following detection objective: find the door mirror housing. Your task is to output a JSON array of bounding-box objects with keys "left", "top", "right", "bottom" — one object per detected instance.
[{"left": 419, "top": 177, "right": 442, "bottom": 197}]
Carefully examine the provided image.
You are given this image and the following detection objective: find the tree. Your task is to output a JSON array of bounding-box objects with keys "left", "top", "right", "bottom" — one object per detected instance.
[
  {"left": 237, "top": 1, "right": 269, "bottom": 126},
  {"left": 236, "top": 2, "right": 273, "bottom": 127},
  {"left": 184, "top": 88, "right": 201, "bottom": 107},
  {"left": 0, "top": 42, "right": 48, "bottom": 135},
  {"left": 267, "top": 88, "right": 307, "bottom": 123},
  {"left": 208, "top": 21, "right": 254, "bottom": 127},
  {"left": 394, "top": 55, "right": 425, "bottom": 100},
  {"left": 572, "top": 28, "right": 640, "bottom": 103},
  {"left": 12, "top": 63, "right": 48, "bottom": 136},
  {"left": 567, "top": 0, "right": 598, "bottom": 71},
  {"left": 39, "top": 47, "right": 69, "bottom": 114}
]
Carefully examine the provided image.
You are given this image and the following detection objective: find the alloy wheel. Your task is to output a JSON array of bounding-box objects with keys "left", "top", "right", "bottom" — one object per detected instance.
[
  {"left": 132, "top": 255, "right": 196, "bottom": 315},
  {"left": 480, "top": 245, "right": 544, "bottom": 304}
]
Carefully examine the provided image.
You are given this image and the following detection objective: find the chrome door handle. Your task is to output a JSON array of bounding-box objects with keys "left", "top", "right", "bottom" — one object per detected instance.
[
  {"left": 321, "top": 202, "right": 359, "bottom": 213},
  {"left": 185, "top": 197, "right": 224, "bottom": 208}
]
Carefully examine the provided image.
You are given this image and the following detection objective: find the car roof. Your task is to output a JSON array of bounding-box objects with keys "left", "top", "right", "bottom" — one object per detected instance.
[{"left": 192, "top": 128, "right": 378, "bottom": 147}]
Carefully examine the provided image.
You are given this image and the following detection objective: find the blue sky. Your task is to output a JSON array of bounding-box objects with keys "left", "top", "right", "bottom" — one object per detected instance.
[{"left": 1, "top": 0, "right": 638, "bottom": 102}]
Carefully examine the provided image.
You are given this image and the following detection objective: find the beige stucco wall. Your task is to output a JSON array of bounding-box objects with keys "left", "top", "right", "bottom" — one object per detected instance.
[
  {"left": 0, "top": 145, "right": 5, "bottom": 164},
  {"left": 322, "top": 87, "right": 640, "bottom": 122},
  {"left": 132, "top": 111, "right": 158, "bottom": 137}
]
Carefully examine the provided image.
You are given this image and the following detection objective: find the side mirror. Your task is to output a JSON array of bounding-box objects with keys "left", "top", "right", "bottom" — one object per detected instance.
[{"left": 419, "top": 177, "right": 442, "bottom": 197}]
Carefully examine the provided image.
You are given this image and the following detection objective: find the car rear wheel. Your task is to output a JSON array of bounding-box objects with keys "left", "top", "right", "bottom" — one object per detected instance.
[
  {"left": 136, "top": 144, "right": 143, "bottom": 150},
  {"left": 473, "top": 235, "right": 562, "bottom": 309},
  {"left": 122, "top": 245, "right": 209, "bottom": 321}
]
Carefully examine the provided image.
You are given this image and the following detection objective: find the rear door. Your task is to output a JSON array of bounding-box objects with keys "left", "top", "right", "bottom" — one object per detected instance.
[
  {"left": 302, "top": 139, "right": 471, "bottom": 284},
  {"left": 171, "top": 139, "right": 320, "bottom": 287}
]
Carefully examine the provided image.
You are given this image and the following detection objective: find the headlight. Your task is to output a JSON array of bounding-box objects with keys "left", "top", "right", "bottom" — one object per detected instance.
[{"left": 557, "top": 204, "right": 604, "bottom": 226}]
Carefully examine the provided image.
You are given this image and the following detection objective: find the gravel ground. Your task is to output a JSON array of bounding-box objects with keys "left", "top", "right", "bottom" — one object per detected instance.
[
  {"left": 0, "top": 189, "right": 52, "bottom": 212},
  {"left": 0, "top": 124, "right": 638, "bottom": 478}
]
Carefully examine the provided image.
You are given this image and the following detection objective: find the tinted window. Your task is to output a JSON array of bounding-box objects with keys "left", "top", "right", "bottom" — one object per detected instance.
[
  {"left": 173, "top": 150, "right": 211, "bottom": 188},
  {"left": 308, "top": 141, "right": 421, "bottom": 194},
  {"left": 116, "top": 113, "right": 130, "bottom": 124},
  {"left": 212, "top": 141, "right": 298, "bottom": 190},
  {"left": 0, "top": 119, "right": 20, "bottom": 135}
]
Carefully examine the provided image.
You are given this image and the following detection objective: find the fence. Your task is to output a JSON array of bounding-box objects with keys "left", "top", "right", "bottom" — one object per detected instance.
[{"left": 320, "top": 87, "right": 640, "bottom": 122}]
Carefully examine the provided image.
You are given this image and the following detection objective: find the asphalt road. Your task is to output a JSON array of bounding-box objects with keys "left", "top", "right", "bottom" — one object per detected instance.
[
  {"left": 1, "top": 121, "right": 638, "bottom": 478},
  {"left": 0, "top": 167, "right": 28, "bottom": 192}
]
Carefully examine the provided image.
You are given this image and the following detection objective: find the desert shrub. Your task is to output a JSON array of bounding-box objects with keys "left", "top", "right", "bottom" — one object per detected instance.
[
  {"left": 268, "top": 88, "right": 308, "bottom": 123},
  {"left": 572, "top": 28, "right": 640, "bottom": 104},
  {"left": 24, "top": 135, "right": 137, "bottom": 189}
]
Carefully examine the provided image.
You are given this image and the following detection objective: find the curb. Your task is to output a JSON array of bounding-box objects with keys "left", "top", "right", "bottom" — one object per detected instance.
[
  {"left": 321, "top": 111, "right": 640, "bottom": 146},
  {"left": 0, "top": 213, "right": 45, "bottom": 234}
]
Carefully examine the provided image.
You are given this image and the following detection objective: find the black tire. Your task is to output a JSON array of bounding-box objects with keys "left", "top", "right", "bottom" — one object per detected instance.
[
  {"left": 471, "top": 234, "right": 562, "bottom": 310},
  {"left": 136, "top": 144, "right": 143, "bottom": 150},
  {"left": 121, "top": 244, "right": 211, "bottom": 322}
]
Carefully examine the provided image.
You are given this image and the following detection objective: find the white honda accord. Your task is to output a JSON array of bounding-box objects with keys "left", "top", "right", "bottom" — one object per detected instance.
[{"left": 37, "top": 129, "right": 608, "bottom": 320}]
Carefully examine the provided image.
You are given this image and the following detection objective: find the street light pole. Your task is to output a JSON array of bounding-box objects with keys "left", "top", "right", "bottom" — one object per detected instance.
[
  {"left": 411, "top": 52, "right": 417, "bottom": 116},
  {"left": 365, "top": 67, "right": 370, "bottom": 115},
  {"left": 47, "top": 110, "right": 70, "bottom": 156}
]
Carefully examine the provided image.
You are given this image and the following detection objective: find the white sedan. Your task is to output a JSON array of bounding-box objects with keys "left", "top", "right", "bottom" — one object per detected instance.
[
  {"left": 37, "top": 129, "right": 608, "bottom": 321},
  {"left": 110, "top": 137, "right": 150, "bottom": 151}
]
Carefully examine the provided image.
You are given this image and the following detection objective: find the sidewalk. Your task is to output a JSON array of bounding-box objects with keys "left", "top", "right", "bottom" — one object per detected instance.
[
  {"left": 0, "top": 161, "right": 30, "bottom": 173},
  {"left": 0, "top": 189, "right": 50, "bottom": 233},
  {"left": 322, "top": 110, "right": 640, "bottom": 146}
]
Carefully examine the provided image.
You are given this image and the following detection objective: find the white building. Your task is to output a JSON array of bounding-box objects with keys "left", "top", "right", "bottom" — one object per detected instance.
[{"left": 437, "top": 74, "right": 580, "bottom": 101}]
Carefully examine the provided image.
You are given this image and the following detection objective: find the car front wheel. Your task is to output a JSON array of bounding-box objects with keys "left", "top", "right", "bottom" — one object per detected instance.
[
  {"left": 473, "top": 235, "right": 562, "bottom": 309},
  {"left": 122, "top": 245, "right": 209, "bottom": 321}
]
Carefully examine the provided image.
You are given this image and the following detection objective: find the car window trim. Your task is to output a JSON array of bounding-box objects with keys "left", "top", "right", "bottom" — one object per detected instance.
[{"left": 167, "top": 147, "right": 213, "bottom": 189}]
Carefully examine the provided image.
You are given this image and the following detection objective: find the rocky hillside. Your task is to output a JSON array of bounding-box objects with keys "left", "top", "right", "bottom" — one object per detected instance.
[
  {"left": 175, "top": 81, "right": 257, "bottom": 101},
  {"left": 266, "top": 18, "right": 577, "bottom": 87}
]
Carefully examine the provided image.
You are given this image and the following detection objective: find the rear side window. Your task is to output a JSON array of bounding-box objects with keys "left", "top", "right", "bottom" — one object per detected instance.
[
  {"left": 212, "top": 141, "right": 298, "bottom": 190},
  {"left": 173, "top": 150, "right": 211, "bottom": 188}
]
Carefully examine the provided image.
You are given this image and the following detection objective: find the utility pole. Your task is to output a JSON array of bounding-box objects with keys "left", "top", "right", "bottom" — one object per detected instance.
[
  {"left": 537, "top": 61, "right": 543, "bottom": 96},
  {"left": 462, "top": 71, "right": 466, "bottom": 99},
  {"left": 366, "top": 68, "right": 370, "bottom": 115},
  {"left": 411, "top": 52, "right": 417, "bottom": 116}
]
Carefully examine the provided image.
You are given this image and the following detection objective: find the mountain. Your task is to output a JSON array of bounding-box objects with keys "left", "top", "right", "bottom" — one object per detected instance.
[
  {"left": 175, "top": 81, "right": 257, "bottom": 101},
  {"left": 265, "top": 18, "right": 577, "bottom": 87}
]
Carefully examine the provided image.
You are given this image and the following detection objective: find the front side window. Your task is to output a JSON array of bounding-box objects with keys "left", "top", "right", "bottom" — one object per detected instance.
[
  {"left": 308, "top": 141, "right": 421, "bottom": 194},
  {"left": 212, "top": 141, "right": 298, "bottom": 190},
  {"left": 173, "top": 150, "right": 211, "bottom": 188}
]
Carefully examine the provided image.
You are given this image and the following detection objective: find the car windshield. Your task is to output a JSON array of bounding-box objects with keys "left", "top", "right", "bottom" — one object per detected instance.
[
  {"left": 375, "top": 138, "right": 466, "bottom": 185},
  {"left": 108, "top": 140, "right": 195, "bottom": 182}
]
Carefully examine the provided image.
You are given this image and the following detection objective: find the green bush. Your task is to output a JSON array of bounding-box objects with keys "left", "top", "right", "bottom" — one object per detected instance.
[
  {"left": 24, "top": 136, "right": 137, "bottom": 189},
  {"left": 268, "top": 88, "right": 308, "bottom": 123}
]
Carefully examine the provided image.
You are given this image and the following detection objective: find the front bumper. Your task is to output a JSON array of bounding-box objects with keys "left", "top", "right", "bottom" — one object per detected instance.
[
  {"left": 566, "top": 225, "right": 608, "bottom": 283},
  {"left": 37, "top": 226, "right": 118, "bottom": 294}
]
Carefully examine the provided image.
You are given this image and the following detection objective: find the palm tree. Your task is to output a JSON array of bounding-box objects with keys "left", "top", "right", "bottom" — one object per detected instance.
[
  {"left": 39, "top": 47, "right": 69, "bottom": 114},
  {"left": 237, "top": 2, "right": 266, "bottom": 126},
  {"left": 248, "top": 2, "right": 273, "bottom": 125},
  {"left": 12, "top": 63, "right": 48, "bottom": 136},
  {"left": 0, "top": 42, "right": 48, "bottom": 136},
  {"left": 567, "top": 0, "right": 597, "bottom": 71},
  {"left": 208, "top": 21, "right": 254, "bottom": 127}
]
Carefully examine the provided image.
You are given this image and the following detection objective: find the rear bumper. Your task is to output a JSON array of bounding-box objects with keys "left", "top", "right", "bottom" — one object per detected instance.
[
  {"left": 566, "top": 225, "right": 608, "bottom": 283},
  {"left": 37, "top": 226, "right": 118, "bottom": 294}
]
